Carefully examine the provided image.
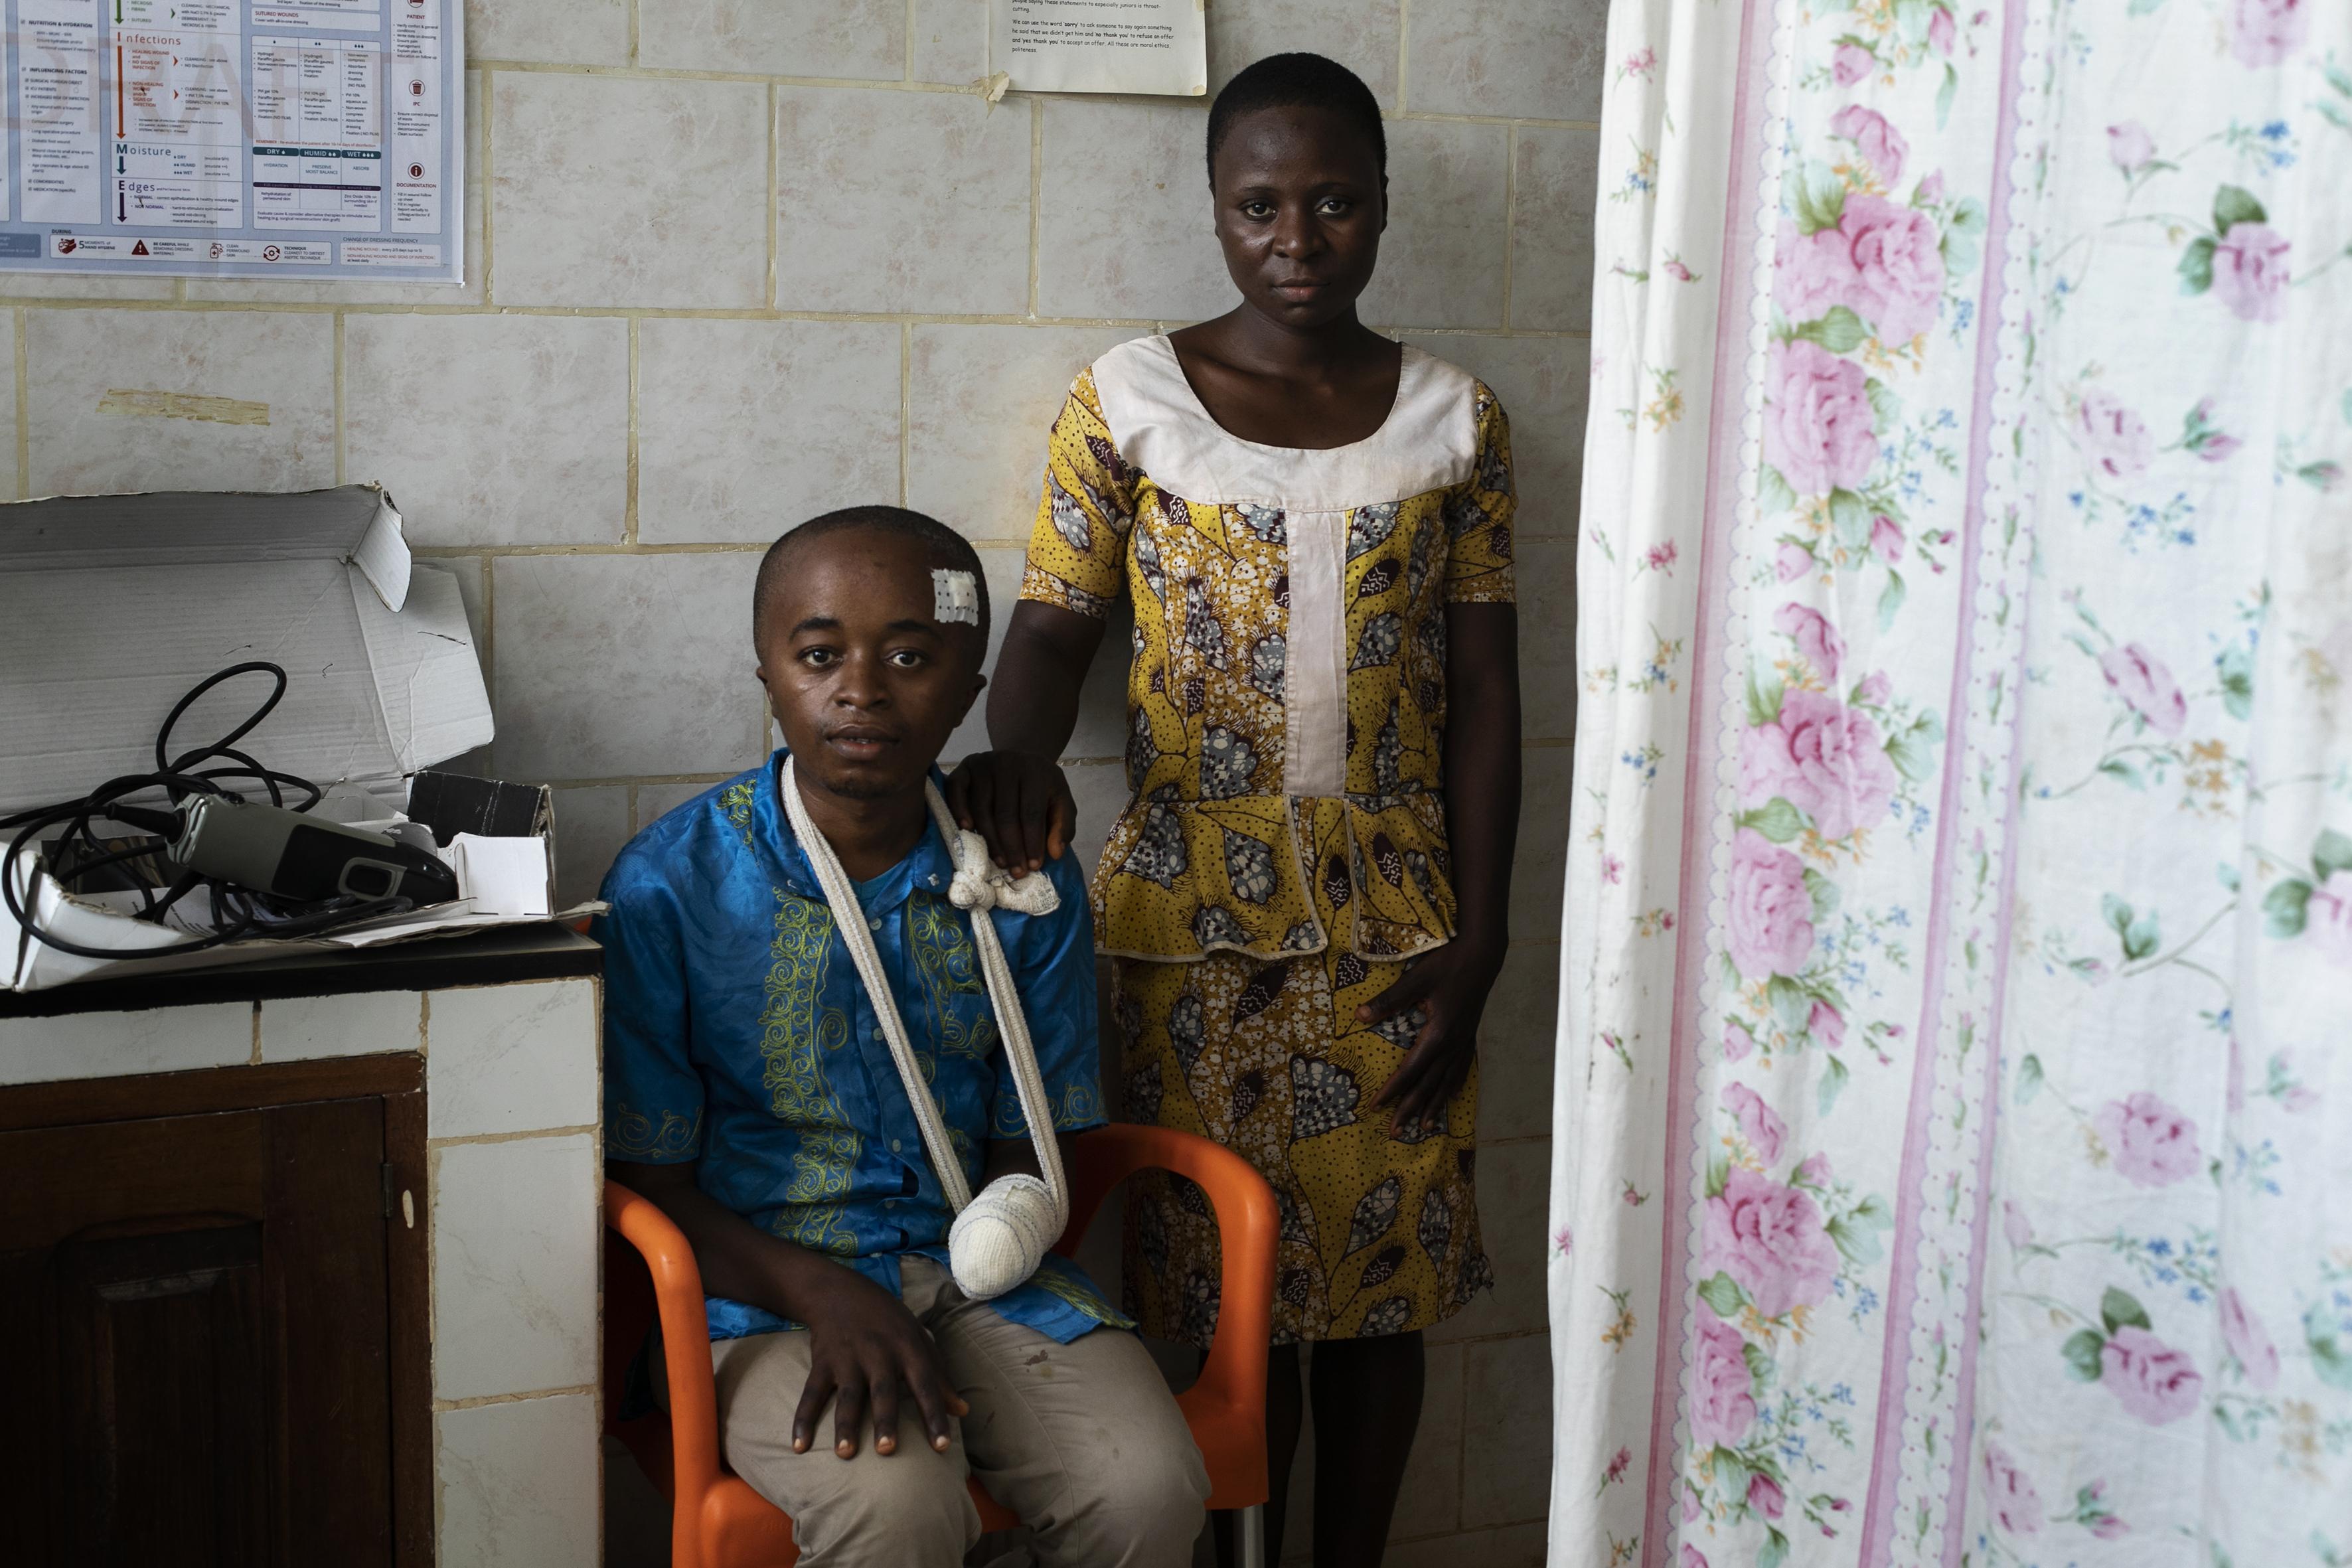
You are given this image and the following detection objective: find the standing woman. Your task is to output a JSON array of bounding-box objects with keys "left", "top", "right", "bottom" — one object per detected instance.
[{"left": 950, "top": 53, "right": 1522, "bottom": 1565}]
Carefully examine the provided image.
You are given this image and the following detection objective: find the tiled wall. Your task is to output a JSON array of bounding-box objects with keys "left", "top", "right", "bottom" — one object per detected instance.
[
  {"left": 9, "top": 0, "right": 1599, "bottom": 1559},
  {"left": 291, "top": 980, "right": 604, "bottom": 1568}
]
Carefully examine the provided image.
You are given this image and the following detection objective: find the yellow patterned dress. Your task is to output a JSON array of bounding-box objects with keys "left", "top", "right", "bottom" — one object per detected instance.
[{"left": 1018, "top": 334, "right": 1516, "bottom": 1344}]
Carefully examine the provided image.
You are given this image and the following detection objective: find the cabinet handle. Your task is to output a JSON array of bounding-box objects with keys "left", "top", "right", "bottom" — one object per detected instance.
[{"left": 380, "top": 1162, "right": 416, "bottom": 1227}]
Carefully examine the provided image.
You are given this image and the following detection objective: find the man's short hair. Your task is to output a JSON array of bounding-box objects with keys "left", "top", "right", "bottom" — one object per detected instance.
[
  {"left": 1206, "top": 52, "right": 1387, "bottom": 185},
  {"left": 752, "top": 505, "right": 990, "bottom": 657}
]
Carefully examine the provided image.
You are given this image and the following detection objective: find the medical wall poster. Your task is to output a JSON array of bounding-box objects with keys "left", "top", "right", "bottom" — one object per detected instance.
[
  {"left": 989, "top": 0, "right": 1205, "bottom": 96},
  {"left": 0, "top": 0, "right": 461, "bottom": 283}
]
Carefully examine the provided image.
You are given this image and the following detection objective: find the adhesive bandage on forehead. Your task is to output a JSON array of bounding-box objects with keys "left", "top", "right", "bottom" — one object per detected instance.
[
  {"left": 779, "top": 755, "right": 1066, "bottom": 1300},
  {"left": 932, "top": 568, "right": 981, "bottom": 626}
]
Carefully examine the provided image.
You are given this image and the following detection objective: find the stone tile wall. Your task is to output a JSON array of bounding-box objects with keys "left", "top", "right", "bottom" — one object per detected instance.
[{"left": 9, "top": 1, "right": 1601, "bottom": 1557}]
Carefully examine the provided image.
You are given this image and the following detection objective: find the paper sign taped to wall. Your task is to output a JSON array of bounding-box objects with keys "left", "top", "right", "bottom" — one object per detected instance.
[{"left": 990, "top": 0, "right": 1207, "bottom": 96}]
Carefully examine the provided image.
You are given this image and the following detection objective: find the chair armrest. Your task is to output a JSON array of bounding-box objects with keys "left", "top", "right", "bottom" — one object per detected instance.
[
  {"left": 605, "top": 1180, "right": 724, "bottom": 1514},
  {"left": 1057, "top": 1124, "right": 1275, "bottom": 1504}
]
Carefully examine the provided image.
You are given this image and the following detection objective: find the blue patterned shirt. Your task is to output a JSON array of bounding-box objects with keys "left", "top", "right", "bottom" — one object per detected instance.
[{"left": 597, "top": 752, "right": 1125, "bottom": 1343}]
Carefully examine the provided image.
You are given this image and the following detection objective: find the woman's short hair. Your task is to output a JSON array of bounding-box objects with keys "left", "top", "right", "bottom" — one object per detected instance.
[{"left": 1206, "top": 52, "right": 1386, "bottom": 184}]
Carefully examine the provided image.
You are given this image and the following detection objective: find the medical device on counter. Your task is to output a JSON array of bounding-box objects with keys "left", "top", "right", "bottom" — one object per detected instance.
[{"left": 1, "top": 661, "right": 460, "bottom": 960}]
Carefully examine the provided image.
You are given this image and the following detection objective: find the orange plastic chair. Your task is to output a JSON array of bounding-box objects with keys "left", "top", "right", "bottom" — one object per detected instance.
[{"left": 605, "top": 1123, "right": 1276, "bottom": 1568}]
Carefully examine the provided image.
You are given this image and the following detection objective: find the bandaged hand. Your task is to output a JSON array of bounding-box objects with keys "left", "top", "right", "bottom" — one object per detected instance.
[{"left": 949, "top": 1172, "right": 1061, "bottom": 1299}]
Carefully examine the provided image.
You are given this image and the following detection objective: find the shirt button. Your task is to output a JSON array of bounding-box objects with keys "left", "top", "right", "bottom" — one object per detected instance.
[
  {"left": 891, "top": 1138, "right": 903, "bottom": 1152},
  {"left": 868, "top": 916, "right": 882, "bottom": 931},
  {"left": 884, "top": 1198, "right": 898, "bottom": 1209}
]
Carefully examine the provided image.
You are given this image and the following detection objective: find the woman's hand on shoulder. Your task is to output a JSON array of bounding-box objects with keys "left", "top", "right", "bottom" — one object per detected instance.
[{"left": 944, "top": 750, "right": 1078, "bottom": 874}]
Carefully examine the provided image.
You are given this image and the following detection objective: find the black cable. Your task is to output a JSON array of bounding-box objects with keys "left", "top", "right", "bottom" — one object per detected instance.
[
  {"left": 155, "top": 661, "right": 286, "bottom": 777},
  {"left": 3, "top": 662, "right": 414, "bottom": 961}
]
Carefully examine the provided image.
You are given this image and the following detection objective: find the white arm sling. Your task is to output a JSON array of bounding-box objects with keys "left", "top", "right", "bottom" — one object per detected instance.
[{"left": 778, "top": 754, "right": 1069, "bottom": 1300}]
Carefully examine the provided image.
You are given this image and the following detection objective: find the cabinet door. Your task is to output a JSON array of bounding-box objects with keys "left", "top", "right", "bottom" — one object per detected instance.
[{"left": 0, "top": 1098, "right": 395, "bottom": 1568}]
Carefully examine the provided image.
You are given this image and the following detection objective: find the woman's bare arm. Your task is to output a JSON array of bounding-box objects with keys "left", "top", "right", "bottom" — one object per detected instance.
[
  {"left": 945, "top": 600, "right": 1107, "bottom": 871},
  {"left": 1361, "top": 601, "right": 1523, "bottom": 1131}
]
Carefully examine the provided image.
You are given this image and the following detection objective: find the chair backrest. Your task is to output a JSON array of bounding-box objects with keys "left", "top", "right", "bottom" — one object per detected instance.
[{"left": 603, "top": 1227, "right": 659, "bottom": 1439}]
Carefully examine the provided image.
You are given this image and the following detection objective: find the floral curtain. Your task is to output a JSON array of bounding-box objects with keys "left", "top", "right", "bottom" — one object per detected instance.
[{"left": 1549, "top": 0, "right": 2351, "bottom": 1558}]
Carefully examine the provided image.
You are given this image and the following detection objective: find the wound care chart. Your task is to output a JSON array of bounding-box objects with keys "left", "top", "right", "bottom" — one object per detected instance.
[{"left": 0, "top": 0, "right": 461, "bottom": 282}]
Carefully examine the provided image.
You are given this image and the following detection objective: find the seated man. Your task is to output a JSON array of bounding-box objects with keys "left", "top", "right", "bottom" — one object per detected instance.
[{"left": 598, "top": 506, "right": 1208, "bottom": 1566}]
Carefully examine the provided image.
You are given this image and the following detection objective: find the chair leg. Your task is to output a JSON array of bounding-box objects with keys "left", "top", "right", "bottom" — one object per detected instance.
[{"left": 1234, "top": 1503, "right": 1267, "bottom": 1568}]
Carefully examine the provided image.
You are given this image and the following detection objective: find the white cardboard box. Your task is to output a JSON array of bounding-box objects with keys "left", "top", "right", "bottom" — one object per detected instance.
[{"left": 0, "top": 485, "right": 578, "bottom": 992}]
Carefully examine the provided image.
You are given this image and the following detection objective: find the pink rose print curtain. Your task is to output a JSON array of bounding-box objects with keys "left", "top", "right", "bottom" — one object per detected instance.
[{"left": 1549, "top": 0, "right": 2351, "bottom": 1558}]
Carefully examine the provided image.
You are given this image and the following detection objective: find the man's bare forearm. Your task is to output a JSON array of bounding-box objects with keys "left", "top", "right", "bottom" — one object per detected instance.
[{"left": 612, "top": 1159, "right": 844, "bottom": 1321}]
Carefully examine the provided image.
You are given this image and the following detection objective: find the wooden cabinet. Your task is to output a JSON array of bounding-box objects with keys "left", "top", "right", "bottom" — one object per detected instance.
[{"left": 0, "top": 1056, "right": 430, "bottom": 1568}]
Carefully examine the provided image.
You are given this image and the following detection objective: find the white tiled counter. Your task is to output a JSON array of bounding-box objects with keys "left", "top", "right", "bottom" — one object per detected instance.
[{"left": 0, "top": 928, "right": 603, "bottom": 1568}]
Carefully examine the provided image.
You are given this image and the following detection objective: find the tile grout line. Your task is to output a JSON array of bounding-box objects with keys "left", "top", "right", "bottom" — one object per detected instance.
[
  {"left": 422, "top": 1131, "right": 437, "bottom": 1511},
  {"left": 416, "top": 542, "right": 767, "bottom": 560},
  {"left": 11, "top": 307, "right": 26, "bottom": 500},
  {"left": 423, "top": 57, "right": 1604, "bottom": 128},
  {"left": 1454, "top": 1328, "right": 1471, "bottom": 1537},
  {"left": 1500, "top": 125, "right": 1518, "bottom": 332},
  {"left": 594, "top": 1147, "right": 609, "bottom": 1460},
  {"left": 433, "top": 1383, "right": 597, "bottom": 1413},
  {"left": 1385, "top": 1513, "right": 1553, "bottom": 1547},
  {"left": 1430, "top": 1328, "right": 1555, "bottom": 1349},
  {"left": 477, "top": 555, "right": 496, "bottom": 706},
  {"left": 479, "top": 66, "right": 496, "bottom": 303},
  {"left": 0, "top": 295, "right": 1593, "bottom": 343},
  {"left": 903, "top": 0, "right": 915, "bottom": 80},
  {"left": 444, "top": 770, "right": 738, "bottom": 791},
  {"left": 333, "top": 312, "right": 347, "bottom": 485},
  {"left": 475, "top": 60, "right": 984, "bottom": 88},
  {"left": 426, "top": 1122, "right": 599, "bottom": 1149},
  {"left": 627, "top": 0, "right": 641, "bottom": 65},
  {"left": 899, "top": 321, "right": 912, "bottom": 505},
  {"left": 767, "top": 83, "right": 780, "bottom": 311},
  {"left": 624, "top": 318, "right": 640, "bottom": 543},
  {"left": 455, "top": 56, "right": 1543, "bottom": 112},
  {"left": 1395, "top": 0, "right": 1411, "bottom": 115},
  {"left": 404, "top": 539, "right": 1011, "bottom": 560},
  {"left": 1026, "top": 96, "right": 1043, "bottom": 317}
]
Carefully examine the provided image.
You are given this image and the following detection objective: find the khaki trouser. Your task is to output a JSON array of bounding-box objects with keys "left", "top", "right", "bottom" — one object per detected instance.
[{"left": 661, "top": 1257, "right": 1209, "bottom": 1567}]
